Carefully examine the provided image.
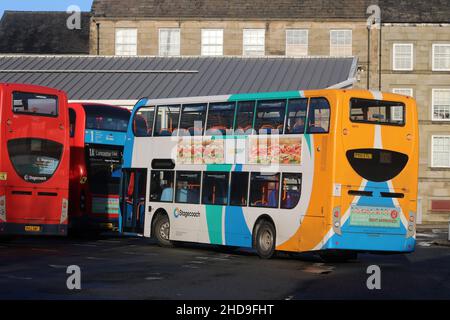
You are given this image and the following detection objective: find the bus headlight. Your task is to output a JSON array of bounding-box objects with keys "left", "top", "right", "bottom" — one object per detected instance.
[
  {"left": 406, "top": 211, "right": 416, "bottom": 238},
  {"left": 0, "top": 195, "right": 6, "bottom": 222}
]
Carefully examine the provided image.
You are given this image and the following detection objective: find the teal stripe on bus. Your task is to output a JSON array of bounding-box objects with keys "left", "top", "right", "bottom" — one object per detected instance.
[{"left": 228, "top": 91, "right": 302, "bottom": 101}]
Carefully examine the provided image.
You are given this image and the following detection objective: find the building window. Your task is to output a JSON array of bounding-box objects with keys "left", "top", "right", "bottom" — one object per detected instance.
[
  {"left": 243, "top": 29, "right": 265, "bottom": 56},
  {"left": 432, "top": 89, "right": 450, "bottom": 121},
  {"left": 201, "top": 29, "right": 223, "bottom": 56},
  {"left": 432, "top": 136, "right": 450, "bottom": 168},
  {"left": 286, "top": 29, "right": 308, "bottom": 56},
  {"left": 159, "top": 28, "right": 180, "bottom": 56},
  {"left": 432, "top": 44, "right": 450, "bottom": 71},
  {"left": 393, "top": 43, "right": 413, "bottom": 71},
  {"left": 115, "top": 28, "right": 137, "bottom": 56},
  {"left": 392, "top": 88, "right": 413, "bottom": 97},
  {"left": 330, "top": 30, "right": 352, "bottom": 56}
]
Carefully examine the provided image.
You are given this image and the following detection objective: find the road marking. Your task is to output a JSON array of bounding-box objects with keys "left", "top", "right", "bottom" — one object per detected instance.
[
  {"left": 49, "top": 264, "right": 67, "bottom": 269},
  {"left": 182, "top": 265, "right": 200, "bottom": 269},
  {"left": 5, "top": 275, "right": 32, "bottom": 280},
  {"left": 145, "top": 276, "right": 164, "bottom": 281},
  {"left": 86, "top": 256, "right": 106, "bottom": 260}
]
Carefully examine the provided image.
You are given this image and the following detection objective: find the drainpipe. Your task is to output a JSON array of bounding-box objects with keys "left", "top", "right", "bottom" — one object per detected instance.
[
  {"left": 96, "top": 22, "right": 100, "bottom": 55},
  {"left": 367, "top": 26, "right": 371, "bottom": 89},
  {"left": 378, "top": 21, "right": 382, "bottom": 91}
]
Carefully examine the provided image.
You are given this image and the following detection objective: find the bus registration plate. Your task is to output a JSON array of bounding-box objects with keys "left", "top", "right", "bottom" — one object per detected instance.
[
  {"left": 350, "top": 205, "right": 401, "bottom": 228},
  {"left": 24, "top": 225, "right": 42, "bottom": 232}
]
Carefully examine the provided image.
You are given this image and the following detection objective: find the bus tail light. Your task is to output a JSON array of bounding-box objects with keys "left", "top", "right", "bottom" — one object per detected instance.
[
  {"left": 332, "top": 206, "right": 342, "bottom": 235},
  {"left": 60, "top": 198, "right": 68, "bottom": 224},
  {"left": 0, "top": 195, "right": 6, "bottom": 222},
  {"left": 406, "top": 211, "right": 416, "bottom": 238}
]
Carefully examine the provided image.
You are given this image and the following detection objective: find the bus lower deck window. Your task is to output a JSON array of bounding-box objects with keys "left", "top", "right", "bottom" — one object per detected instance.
[
  {"left": 150, "top": 170, "right": 175, "bottom": 202},
  {"left": 202, "top": 172, "right": 229, "bottom": 205},
  {"left": 280, "top": 173, "right": 302, "bottom": 209},
  {"left": 229, "top": 172, "right": 249, "bottom": 206},
  {"left": 175, "top": 171, "right": 201, "bottom": 204},
  {"left": 249, "top": 173, "right": 280, "bottom": 208}
]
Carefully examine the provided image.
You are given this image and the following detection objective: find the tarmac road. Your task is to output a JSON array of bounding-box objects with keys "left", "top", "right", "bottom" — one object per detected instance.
[{"left": 0, "top": 229, "right": 449, "bottom": 300}]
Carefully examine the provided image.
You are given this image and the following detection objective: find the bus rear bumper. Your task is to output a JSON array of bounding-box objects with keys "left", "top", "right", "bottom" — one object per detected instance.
[
  {"left": 0, "top": 223, "right": 67, "bottom": 236},
  {"left": 322, "top": 232, "right": 416, "bottom": 253}
]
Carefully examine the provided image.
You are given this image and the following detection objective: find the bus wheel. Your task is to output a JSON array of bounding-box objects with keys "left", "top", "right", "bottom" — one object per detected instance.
[
  {"left": 153, "top": 215, "right": 174, "bottom": 248},
  {"left": 254, "top": 221, "right": 276, "bottom": 259}
]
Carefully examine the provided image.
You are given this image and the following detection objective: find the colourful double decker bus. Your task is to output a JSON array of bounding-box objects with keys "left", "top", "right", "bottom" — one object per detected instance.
[
  {"left": 68, "top": 103, "right": 130, "bottom": 234},
  {"left": 0, "top": 83, "right": 70, "bottom": 236},
  {"left": 121, "top": 89, "right": 418, "bottom": 260}
]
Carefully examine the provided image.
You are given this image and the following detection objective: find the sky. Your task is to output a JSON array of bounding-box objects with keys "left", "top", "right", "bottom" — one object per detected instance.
[{"left": 0, "top": 0, "right": 94, "bottom": 18}]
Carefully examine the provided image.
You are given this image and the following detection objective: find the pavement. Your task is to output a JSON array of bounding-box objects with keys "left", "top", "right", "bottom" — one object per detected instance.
[{"left": 0, "top": 226, "right": 449, "bottom": 300}]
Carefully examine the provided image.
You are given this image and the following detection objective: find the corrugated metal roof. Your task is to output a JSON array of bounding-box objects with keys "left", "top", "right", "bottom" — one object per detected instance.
[{"left": 0, "top": 55, "right": 357, "bottom": 100}]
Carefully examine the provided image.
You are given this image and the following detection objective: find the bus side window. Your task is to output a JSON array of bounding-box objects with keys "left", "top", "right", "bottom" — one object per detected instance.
[
  {"left": 133, "top": 107, "right": 155, "bottom": 137},
  {"left": 285, "top": 99, "right": 307, "bottom": 134},
  {"left": 229, "top": 172, "right": 249, "bottom": 206},
  {"left": 178, "top": 104, "right": 207, "bottom": 136},
  {"left": 202, "top": 172, "right": 229, "bottom": 205},
  {"left": 249, "top": 173, "right": 280, "bottom": 208},
  {"left": 154, "top": 105, "right": 180, "bottom": 137},
  {"left": 254, "top": 100, "right": 286, "bottom": 134},
  {"left": 150, "top": 170, "right": 174, "bottom": 202},
  {"left": 234, "top": 101, "right": 255, "bottom": 135},
  {"left": 175, "top": 171, "right": 201, "bottom": 204},
  {"left": 306, "top": 98, "right": 330, "bottom": 134},
  {"left": 69, "top": 108, "right": 76, "bottom": 138},
  {"left": 205, "top": 102, "right": 236, "bottom": 135},
  {"left": 280, "top": 173, "right": 302, "bottom": 209}
]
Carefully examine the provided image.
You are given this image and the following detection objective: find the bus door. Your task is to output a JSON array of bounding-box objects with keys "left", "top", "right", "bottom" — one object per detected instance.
[{"left": 120, "top": 169, "right": 147, "bottom": 234}]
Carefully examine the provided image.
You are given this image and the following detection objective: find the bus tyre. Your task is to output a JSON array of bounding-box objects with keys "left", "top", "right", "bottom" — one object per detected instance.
[
  {"left": 153, "top": 215, "right": 174, "bottom": 248},
  {"left": 254, "top": 221, "right": 276, "bottom": 259}
]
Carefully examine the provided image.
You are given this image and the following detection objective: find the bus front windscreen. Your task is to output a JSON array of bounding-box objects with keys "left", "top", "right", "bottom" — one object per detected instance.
[
  {"left": 83, "top": 105, "right": 130, "bottom": 132},
  {"left": 86, "top": 146, "right": 123, "bottom": 195}
]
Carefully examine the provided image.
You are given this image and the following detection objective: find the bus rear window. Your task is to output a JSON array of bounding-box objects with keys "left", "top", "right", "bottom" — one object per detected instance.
[
  {"left": 83, "top": 105, "right": 130, "bottom": 132},
  {"left": 13, "top": 92, "right": 58, "bottom": 117},
  {"left": 7, "top": 138, "right": 63, "bottom": 183},
  {"left": 350, "top": 98, "right": 405, "bottom": 126}
]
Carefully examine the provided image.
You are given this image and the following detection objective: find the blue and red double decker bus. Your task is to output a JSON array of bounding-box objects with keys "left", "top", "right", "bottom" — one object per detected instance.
[{"left": 68, "top": 103, "right": 130, "bottom": 233}]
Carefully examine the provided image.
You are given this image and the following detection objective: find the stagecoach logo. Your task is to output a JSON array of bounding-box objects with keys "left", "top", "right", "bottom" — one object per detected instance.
[
  {"left": 173, "top": 208, "right": 200, "bottom": 219},
  {"left": 24, "top": 175, "right": 47, "bottom": 182}
]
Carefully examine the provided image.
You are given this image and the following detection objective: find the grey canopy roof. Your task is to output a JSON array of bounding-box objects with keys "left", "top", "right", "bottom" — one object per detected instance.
[{"left": 0, "top": 55, "right": 357, "bottom": 100}]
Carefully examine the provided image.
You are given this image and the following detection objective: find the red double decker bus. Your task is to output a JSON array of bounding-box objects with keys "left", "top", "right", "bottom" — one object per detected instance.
[
  {"left": 68, "top": 103, "right": 130, "bottom": 234},
  {"left": 0, "top": 83, "right": 70, "bottom": 236}
]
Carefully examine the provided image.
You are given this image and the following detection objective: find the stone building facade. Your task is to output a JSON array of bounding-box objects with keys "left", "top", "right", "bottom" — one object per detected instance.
[{"left": 89, "top": 0, "right": 450, "bottom": 224}]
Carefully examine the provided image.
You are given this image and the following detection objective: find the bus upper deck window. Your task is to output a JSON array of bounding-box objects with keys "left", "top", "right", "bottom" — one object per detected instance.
[
  {"left": 154, "top": 105, "right": 180, "bottom": 137},
  {"left": 133, "top": 106, "right": 155, "bottom": 137},
  {"left": 13, "top": 91, "right": 58, "bottom": 117},
  {"left": 178, "top": 104, "right": 207, "bottom": 136},
  {"left": 285, "top": 99, "right": 308, "bottom": 134},
  {"left": 306, "top": 98, "right": 330, "bottom": 134},
  {"left": 350, "top": 98, "right": 405, "bottom": 126},
  {"left": 205, "top": 102, "right": 236, "bottom": 135},
  {"left": 235, "top": 101, "right": 255, "bottom": 135},
  {"left": 254, "top": 100, "right": 286, "bottom": 134}
]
